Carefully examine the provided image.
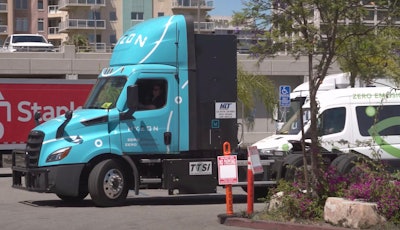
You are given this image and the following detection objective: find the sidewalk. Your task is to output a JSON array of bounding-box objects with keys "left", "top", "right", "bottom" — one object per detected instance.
[{"left": 0, "top": 167, "right": 11, "bottom": 177}]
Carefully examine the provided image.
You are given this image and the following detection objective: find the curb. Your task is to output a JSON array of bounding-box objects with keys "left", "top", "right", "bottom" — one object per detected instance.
[{"left": 218, "top": 214, "right": 347, "bottom": 230}]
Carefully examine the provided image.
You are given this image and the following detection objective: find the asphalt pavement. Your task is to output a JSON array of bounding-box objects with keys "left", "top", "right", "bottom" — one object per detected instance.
[{"left": 0, "top": 167, "right": 346, "bottom": 230}]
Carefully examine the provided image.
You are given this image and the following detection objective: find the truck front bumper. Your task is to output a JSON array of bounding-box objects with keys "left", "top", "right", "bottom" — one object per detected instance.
[{"left": 11, "top": 149, "right": 85, "bottom": 196}]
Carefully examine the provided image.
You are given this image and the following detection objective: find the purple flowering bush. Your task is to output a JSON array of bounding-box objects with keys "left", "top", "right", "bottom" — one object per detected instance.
[
  {"left": 343, "top": 163, "right": 400, "bottom": 224},
  {"left": 267, "top": 161, "right": 400, "bottom": 224}
]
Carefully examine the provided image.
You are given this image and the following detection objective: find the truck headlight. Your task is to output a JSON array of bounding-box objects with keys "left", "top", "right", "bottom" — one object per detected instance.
[
  {"left": 259, "top": 147, "right": 278, "bottom": 155},
  {"left": 46, "top": 147, "right": 72, "bottom": 162}
]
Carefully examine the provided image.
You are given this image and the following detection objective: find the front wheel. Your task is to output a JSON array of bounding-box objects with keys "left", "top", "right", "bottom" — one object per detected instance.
[
  {"left": 56, "top": 191, "right": 88, "bottom": 203},
  {"left": 88, "top": 159, "right": 129, "bottom": 207}
]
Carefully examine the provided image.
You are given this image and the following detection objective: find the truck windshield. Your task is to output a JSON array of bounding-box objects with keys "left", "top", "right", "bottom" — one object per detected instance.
[
  {"left": 84, "top": 77, "right": 126, "bottom": 109},
  {"left": 277, "top": 107, "right": 311, "bottom": 135}
]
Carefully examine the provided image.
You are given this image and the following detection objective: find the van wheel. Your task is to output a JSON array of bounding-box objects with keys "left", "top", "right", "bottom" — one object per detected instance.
[{"left": 88, "top": 159, "right": 129, "bottom": 207}]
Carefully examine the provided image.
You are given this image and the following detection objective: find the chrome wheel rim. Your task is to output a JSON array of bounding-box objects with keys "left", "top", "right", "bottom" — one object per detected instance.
[{"left": 103, "top": 169, "right": 124, "bottom": 199}]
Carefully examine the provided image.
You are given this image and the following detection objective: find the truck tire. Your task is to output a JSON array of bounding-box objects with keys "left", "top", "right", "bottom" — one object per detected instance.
[
  {"left": 56, "top": 191, "right": 88, "bottom": 203},
  {"left": 283, "top": 154, "right": 306, "bottom": 181},
  {"left": 88, "top": 159, "right": 129, "bottom": 207},
  {"left": 330, "top": 153, "right": 358, "bottom": 175}
]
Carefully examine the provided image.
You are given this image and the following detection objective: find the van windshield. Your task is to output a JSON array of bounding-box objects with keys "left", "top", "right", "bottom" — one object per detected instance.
[
  {"left": 84, "top": 77, "right": 126, "bottom": 109},
  {"left": 277, "top": 108, "right": 311, "bottom": 135}
]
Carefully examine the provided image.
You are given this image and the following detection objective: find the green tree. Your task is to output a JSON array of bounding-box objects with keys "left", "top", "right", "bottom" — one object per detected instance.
[
  {"left": 241, "top": 0, "right": 400, "bottom": 195},
  {"left": 63, "top": 34, "right": 90, "bottom": 52},
  {"left": 237, "top": 66, "right": 276, "bottom": 131},
  {"left": 337, "top": 27, "right": 400, "bottom": 86}
]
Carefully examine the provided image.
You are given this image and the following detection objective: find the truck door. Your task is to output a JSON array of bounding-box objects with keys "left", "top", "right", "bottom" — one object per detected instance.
[{"left": 119, "top": 74, "right": 179, "bottom": 154}]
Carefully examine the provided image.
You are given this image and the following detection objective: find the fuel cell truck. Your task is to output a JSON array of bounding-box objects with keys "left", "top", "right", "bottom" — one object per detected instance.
[{"left": 12, "top": 15, "right": 242, "bottom": 207}]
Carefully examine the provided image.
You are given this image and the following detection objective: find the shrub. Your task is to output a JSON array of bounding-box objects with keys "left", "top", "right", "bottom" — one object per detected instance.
[
  {"left": 344, "top": 163, "right": 400, "bottom": 224},
  {"left": 266, "top": 161, "right": 400, "bottom": 224}
]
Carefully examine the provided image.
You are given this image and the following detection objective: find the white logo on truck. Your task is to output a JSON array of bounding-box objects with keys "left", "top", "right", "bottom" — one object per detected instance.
[{"left": 189, "top": 161, "right": 212, "bottom": 175}]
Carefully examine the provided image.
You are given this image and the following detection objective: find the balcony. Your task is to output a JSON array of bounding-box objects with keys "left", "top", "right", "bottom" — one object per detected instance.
[
  {"left": 0, "top": 3, "right": 7, "bottom": 13},
  {"left": 48, "top": 5, "right": 65, "bottom": 18},
  {"left": 194, "top": 21, "right": 215, "bottom": 32},
  {"left": 172, "top": 0, "right": 213, "bottom": 10},
  {"left": 0, "top": 25, "right": 7, "bottom": 34},
  {"left": 59, "top": 19, "right": 105, "bottom": 32},
  {"left": 58, "top": 0, "right": 105, "bottom": 10},
  {"left": 48, "top": 27, "right": 59, "bottom": 35}
]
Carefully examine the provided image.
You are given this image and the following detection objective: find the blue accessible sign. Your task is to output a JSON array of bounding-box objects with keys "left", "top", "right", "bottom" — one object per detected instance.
[{"left": 279, "top": 85, "right": 291, "bottom": 107}]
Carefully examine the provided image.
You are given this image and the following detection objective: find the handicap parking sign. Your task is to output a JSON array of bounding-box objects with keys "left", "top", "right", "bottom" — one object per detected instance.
[{"left": 279, "top": 85, "right": 291, "bottom": 107}]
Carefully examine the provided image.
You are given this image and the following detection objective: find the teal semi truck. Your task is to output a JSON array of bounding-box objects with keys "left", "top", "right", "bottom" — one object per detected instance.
[{"left": 11, "top": 15, "right": 243, "bottom": 207}]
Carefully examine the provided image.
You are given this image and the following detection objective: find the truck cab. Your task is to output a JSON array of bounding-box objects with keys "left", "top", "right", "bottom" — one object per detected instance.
[{"left": 12, "top": 15, "right": 238, "bottom": 207}]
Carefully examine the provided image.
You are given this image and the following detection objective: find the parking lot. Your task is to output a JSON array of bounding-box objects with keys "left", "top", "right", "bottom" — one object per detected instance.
[{"left": 0, "top": 168, "right": 266, "bottom": 230}]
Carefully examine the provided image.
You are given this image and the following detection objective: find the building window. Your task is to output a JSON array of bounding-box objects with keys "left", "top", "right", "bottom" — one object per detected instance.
[
  {"left": 131, "top": 12, "right": 144, "bottom": 21},
  {"left": 109, "top": 11, "right": 117, "bottom": 21},
  {"left": 15, "top": 0, "right": 28, "bottom": 9},
  {"left": 15, "top": 18, "right": 28, "bottom": 32},
  {"left": 38, "top": 0, "right": 44, "bottom": 10},
  {"left": 158, "top": 12, "right": 164, "bottom": 17},
  {"left": 110, "top": 34, "right": 117, "bottom": 45},
  {"left": 38, "top": 19, "right": 44, "bottom": 32}
]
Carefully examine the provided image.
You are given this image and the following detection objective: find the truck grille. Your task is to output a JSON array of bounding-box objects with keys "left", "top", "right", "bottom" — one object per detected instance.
[{"left": 25, "top": 130, "right": 45, "bottom": 167}]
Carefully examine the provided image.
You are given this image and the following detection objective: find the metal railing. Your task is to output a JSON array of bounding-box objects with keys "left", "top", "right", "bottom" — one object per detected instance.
[
  {"left": 58, "top": 0, "right": 105, "bottom": 8},
  {"left": 194, "top": 22, "right": 215, "bottom": 32},
  {"left": 48, "top": 27, "right": 59, "bottom": 35},
  {"left": 48, "top": 5, "right": 59, "bottom": 14},
  {"left": 0, "top": 25, "right": 7, "bottom": 33},
  {"left": 171, "top": 0, "right": 213, "bottom": 9},
  {"left": 0, "top": 3, "right": 7, "bottom": 12},
  {"left": 59, "top": 19, "right": 106, "bottom": 31}
]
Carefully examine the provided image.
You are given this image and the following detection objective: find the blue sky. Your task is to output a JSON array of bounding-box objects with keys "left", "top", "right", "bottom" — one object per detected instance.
[{"left": 209, "top": 0, "right": 244, "bottom": 16}]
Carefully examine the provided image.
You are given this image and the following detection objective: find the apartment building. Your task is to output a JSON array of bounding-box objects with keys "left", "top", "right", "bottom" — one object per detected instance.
[{"left": 0, "top": 0, "right": 215, "bottom": 51}]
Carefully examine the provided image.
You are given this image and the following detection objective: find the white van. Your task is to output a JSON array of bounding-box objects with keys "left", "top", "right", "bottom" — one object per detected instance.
[
  {"left": 3, "top": 34, "right": 54, "bottom": 52},
  {"left": 253, "top": 77, "right": 400, "bottom": 172}
]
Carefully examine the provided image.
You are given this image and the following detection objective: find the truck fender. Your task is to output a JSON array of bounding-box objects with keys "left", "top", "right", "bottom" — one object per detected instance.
[{"left": 122, "top": 155, "right": 140, "bottom": 195}]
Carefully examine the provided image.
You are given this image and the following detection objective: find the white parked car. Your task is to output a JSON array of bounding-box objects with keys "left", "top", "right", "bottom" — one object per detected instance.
[{"left": 3, "top": 34, "right": 54, "bottom": 52}]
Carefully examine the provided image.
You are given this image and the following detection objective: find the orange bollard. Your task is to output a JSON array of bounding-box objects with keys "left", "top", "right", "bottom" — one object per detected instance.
[
  {"left": 247, "top": 154, "right": 254, "bottom": 215},
  {"left": 223, "top": 142, "right": 234, "bottom": 216}
]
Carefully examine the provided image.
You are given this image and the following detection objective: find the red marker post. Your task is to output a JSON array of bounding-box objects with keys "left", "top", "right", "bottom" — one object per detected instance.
[
  {"left": 247, "top": 151, "right": 254, "bottom": 215},
  {"left": 246, "top": 146, "right": 264, "bottom": 215}
]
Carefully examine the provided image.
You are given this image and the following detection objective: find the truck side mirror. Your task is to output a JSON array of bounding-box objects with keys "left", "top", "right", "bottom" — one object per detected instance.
[
  {"left": 122, "top": 85, "right": 139, "bottom": 119},
  {"left": 127, "top": 85, "right": 139, "bottom": 110}
]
